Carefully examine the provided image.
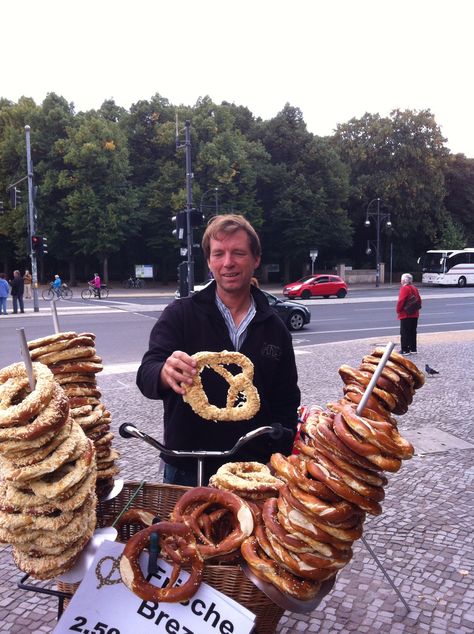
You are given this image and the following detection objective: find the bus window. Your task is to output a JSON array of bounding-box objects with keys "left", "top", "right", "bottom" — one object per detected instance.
[
  {"left": 446, "top": 252, "right": 468, "bottom": 271},
  {"left": 421, "top": 253, "right": 445, "bottom": 273}
]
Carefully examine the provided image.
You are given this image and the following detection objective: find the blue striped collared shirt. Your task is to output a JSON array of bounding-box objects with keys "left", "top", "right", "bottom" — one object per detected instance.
[{"left": 215, "top": 293, "right": 256, "bottom": 351}]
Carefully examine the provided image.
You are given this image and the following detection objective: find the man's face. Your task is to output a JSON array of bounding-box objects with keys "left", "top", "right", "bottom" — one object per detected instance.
[{"left": 208, "top": 229, "right": 260, "bottom": 295}]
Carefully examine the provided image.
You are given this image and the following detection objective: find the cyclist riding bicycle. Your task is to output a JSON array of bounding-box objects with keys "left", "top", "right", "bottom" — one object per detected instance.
[
  {"left": 52, "top": 275, "right": 62, "bottom": 297},
  {"left": 88, "top": 273, "right": 101, "bottom": 298}
]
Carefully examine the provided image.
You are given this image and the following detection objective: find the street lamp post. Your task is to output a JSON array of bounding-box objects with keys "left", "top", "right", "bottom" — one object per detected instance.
[
  {"left": 364, "top": 198, "right": 391, "bottom": 288},
  {"left": 199, "top": 187, "right": 219, "bottom": 217},
  {"left": 25, "top": 126, "right": 40, "bottom": 312}
]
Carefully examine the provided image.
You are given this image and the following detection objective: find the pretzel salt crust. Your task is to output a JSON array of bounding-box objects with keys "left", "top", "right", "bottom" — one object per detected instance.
[
  {"left": 182, "top": 351, "right": 260, "bottom": 421},
  {"left": 0, "top": 362, "right": 55, "bottom": 427},
  {"left": 209, "top": 462, "right": 284, "bottom": 495}
]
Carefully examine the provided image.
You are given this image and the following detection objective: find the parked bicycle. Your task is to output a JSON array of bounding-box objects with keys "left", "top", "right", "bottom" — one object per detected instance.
[
  {"left": 122, "top": 276, "right": 145, "bottom": 289},
  {"left": 81, "top": 284, "right": 109, "bottom": 300},
  {"left": 42, "top": 283, "right": 73, "bottom": 300}
]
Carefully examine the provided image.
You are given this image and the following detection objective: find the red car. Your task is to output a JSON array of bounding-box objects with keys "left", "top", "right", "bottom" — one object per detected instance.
[{"left": 283, "top": 274, "right": 348, "bottom": 299}]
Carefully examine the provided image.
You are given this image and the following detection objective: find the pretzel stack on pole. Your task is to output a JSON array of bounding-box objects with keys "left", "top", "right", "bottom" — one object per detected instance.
[
  {"left": 0, "top": 361, "right": 97, "bottom": 579},
  {"left": 27, "top": 331, "right": 120, "bottom": 497},
  {"left": 109, "top": 346, "right": 424, "bottom": 609},
  {"left": 239, "top": 346, "right": 424, "bottom": 601}
]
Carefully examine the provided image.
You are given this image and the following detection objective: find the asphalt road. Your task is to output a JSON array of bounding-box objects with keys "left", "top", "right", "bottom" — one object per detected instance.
[
  {"left": 0, "top": 288, "right": 473, "bottom": 634},
  {"left": 1, "top": 287, "right": 473, "bottom": 369}
]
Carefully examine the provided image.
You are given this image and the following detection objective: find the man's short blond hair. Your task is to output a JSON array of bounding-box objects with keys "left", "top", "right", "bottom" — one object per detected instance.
[{"left": 202, "top": 214, "right": 261, "bottom": 260}]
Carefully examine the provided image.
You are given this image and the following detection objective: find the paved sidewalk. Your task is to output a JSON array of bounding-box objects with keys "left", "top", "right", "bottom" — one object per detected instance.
[{"left": 1, "top": 331, "right": 473, "bottom": 633}]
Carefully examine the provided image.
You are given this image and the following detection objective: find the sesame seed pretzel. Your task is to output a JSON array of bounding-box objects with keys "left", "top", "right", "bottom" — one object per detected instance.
[{"left": 182, "top": 351, "right": 260, "bottom": 421}]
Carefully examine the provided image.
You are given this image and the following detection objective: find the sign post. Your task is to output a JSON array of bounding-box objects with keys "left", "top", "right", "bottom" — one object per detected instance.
[{"left": 309, "top": 249, "right": 319, "bottom": 275}]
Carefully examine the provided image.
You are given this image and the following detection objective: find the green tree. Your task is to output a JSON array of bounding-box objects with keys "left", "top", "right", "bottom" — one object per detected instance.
[
  {"left": 0, "top": 97, "right": 40, "bottom": 268},
  {"left": 258, "top": 105, "right": 351, "bottom": 279},
  {"left": 58, "top": 112, "right": 138, "bottom": 282},
  {"left": 443, "top": 153, "right": 474, "bottom": 245},
  {"left": 30, "top": 94, "right": 77, "bottom": 281},
  {"left": 332, "top": 109, "right": 449, "bottom": 269}
]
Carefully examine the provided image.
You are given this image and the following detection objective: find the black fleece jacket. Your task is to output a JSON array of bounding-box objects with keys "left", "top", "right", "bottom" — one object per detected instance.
[{"left": 136, "top": 282, "right": 300, "bottom": 479}]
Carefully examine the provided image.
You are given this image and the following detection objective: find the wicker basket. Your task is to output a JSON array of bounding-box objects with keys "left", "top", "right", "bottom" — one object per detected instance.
[
  {"left": 96, "top": 480, "right": 285, "bottom": 634},
  {"left": 56, "top": 579, "right": 79, "bottom": 610}
]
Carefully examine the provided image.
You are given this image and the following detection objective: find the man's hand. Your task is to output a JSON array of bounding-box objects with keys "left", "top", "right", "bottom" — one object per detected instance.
[{"left": 160, "top": 351, "right": 196, "bottom": 394}]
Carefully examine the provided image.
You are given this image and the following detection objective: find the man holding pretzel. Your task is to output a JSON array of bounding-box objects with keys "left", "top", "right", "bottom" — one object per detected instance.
[{"left": 137, "top": 214, "right": 300, "bottom": 485}]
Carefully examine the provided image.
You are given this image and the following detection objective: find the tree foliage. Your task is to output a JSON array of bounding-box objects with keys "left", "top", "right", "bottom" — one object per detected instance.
[{"left": 0, "top": 94, "right": 473, "bottom": 284}]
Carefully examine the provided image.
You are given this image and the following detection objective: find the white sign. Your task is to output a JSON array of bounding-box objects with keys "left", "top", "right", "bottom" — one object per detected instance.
[
  {"left": 309, "top": 249, "right": 319, "bottom": 260},
  {"left": 266, "top": 264, "right": 280, "bottom": 273},
  {"left": 53, "top": 541, "right": 256, "bottom": 634},
  {"left": 134, "top": 264, "right": 154, "bottom": 279}
]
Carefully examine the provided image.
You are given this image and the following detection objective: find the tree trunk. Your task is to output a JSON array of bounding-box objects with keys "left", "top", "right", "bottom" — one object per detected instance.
[
  {"left": 102, "top": 257, "right": 108, "bottom": 285},
  {"left": 68, "top": 261, "right": 76, "bottom": 286},
  {"left": 283, "top": 255, "right": 291, "bottom": 283}
]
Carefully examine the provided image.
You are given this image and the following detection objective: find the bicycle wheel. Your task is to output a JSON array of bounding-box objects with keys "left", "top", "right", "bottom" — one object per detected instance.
[
  {"left": 100, "top": 287, "right": 109, "bottom": 299},
  {"left": 137, "top": 279, "right": 145, "bottom": 288},
  {"left": 62, "top": 287, "right": 73, "bottom": 300},
  {"left": 42, "top": 289, "right": 55, "bottom": 301},
  {"left": 81, "top": 288, "right": 93, "bottom": 300}
]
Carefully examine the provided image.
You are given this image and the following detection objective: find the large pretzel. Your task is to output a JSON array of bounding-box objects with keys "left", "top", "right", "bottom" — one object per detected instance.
[
  {"left": 120, "top": 522, "right": 204, "bottom": 603},
  {"left": 182, "top": 351, "right": 260, "bottom": 421}
]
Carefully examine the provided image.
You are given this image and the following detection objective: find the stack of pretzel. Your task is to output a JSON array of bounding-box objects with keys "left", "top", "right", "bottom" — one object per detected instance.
[
  {"left": 337, "top": 346, "right": 425, "bottom": 417},
  {"left": 27, "top": 331, "right": 120, "bottom": 496},
  {"left": 0, "top": 362, "right": 97, "bottom": 579},
  {"left": 116, "top": 348, "right": 424, "bottom": 605},
  {"left": 240, "top": 348, "right": 425, "bottom": 600},
  {"left": 119, "top": 487, "right": 255, "bottom": 602}
]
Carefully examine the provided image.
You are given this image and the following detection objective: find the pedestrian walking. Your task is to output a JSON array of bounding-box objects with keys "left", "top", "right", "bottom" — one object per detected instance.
[
  {"left": 10, "top": 270, "right": 25, "bottom": 314},
  {"left": 23, "top": 270, "right": 32, "bottom": 299},
  {"left": 0, "top": 273, "right": 9, "bottom": 315},
  {"left": 396, "top": 273, "right": 422, "bottom": 355}
]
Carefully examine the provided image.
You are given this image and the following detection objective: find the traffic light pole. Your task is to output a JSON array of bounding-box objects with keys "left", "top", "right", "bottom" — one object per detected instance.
[
  {"left": 184, "top": 120, "right": 194, "bottom": 294},
  {"left": 25, "top": 125, "right": 39, "bottom": 312}
]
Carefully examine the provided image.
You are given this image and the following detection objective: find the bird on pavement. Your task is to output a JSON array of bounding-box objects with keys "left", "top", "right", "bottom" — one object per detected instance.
[{"left": 425, "top": 364, "right": 440, "bottom": 376}]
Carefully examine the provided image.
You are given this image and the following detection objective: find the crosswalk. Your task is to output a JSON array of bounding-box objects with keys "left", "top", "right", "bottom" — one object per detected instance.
[{"left": 1, "top": 300, "right": 166, "bottom": 319}]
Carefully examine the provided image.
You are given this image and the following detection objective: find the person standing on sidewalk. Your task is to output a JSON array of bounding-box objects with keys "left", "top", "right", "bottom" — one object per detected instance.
[
  {"left": 0, "top": 273, "right": 9, "bottom": 315},
  {"left": 23, "top": 270, "right": 32, "bottom": 299},
  {"left": 396, "top": 273, "right": 422, "bottom": 355},
  {"left": 137, "top": 214, "right": 300, "bottom": 486},
  {"left": 10, "top": 270, "right": 25, "bottom": 314}
]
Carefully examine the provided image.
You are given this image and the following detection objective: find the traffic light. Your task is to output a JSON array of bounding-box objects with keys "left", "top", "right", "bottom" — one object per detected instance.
[
  {"left": 9, "top": 187, "right": 22, "bottom": 208},
  {"left": 0, "top": 200, "right": 4, "bottom": 215},
  {"left": 172, "top": 211, "right": 187, "bottom": 242},
  {"left": 31, "top": 235, "right": 43, "bottom": 255},
  {"left": 177, "top": 261, "right": 189, "bottom": 298},
  {"left": 172, "top": 209, "right": 204, "bottom": 243},
  {"left": 42, "top": 236, "right": 48, "bottom": 255},
  {"left": 190, "top": 208, "right": 204, "bottom": 226}
]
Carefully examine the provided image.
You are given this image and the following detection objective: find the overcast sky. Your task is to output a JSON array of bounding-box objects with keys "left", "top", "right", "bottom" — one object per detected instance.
[{"left": 2, "top": 0, "right": 473, "bottom": 157}]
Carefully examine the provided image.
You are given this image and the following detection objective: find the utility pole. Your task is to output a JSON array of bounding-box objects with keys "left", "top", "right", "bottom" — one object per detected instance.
[
  {"left": 365, "top": 197, "right": 391, "bottom": 288},
  {"left": 184, "top": 120, "right": 194, "bottom": 293},
  {"left": 175, "top": 118, "right": 195, "bottom": 295},
  {"left": 25, "top": 126, "right": 39, "bottom": 312}
]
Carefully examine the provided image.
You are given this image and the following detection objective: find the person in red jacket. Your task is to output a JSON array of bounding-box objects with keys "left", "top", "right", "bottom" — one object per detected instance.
[
  {"left": 88, "top": 273, "right": 101, "bottom": 298},
  {"left": 396, "top": 273, "right": 422, "bottom": 355}
]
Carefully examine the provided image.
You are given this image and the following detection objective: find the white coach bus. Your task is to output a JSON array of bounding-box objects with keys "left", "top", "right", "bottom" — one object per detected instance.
[{"left": 419, "top": 248, "right": 474, "bottom": 287}]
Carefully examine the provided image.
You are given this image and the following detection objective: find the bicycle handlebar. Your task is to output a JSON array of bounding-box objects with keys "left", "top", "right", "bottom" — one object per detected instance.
[{"left": 118, "top": 422, "right": 292, "bottom": 459}]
